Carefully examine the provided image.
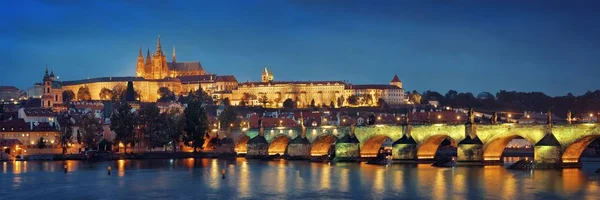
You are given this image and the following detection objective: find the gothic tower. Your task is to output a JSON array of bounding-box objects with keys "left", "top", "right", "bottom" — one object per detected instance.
[
  {"left": 261, "top": 66, "right": 270, "bottom": 83},
  {"left": 150, "top": 35, "right": 169, "bottom": 79},
  {"left": 136, "top": 47, "right": 145, "bottom": 77},
  {"left": 172, "top": 46, "right": 176, "bottom": 63}
]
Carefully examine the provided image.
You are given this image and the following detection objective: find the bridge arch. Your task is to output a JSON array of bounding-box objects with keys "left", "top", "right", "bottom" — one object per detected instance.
[
  {"left": 268, "top": 134, "right": 292, "bottom": 155},
  {"left": 234, "top": 134, "right": 250, "bottom": 154},
  {"left": 562, "top": 135, "right": 600, "bottom": 163},
  {"left": 361, "top": 135, "right": 393, "bottom": 158},
  {"left": 417, "top": 135, "right": 457, "bottom": 160},
  {"left": 482, "top": 131, "right": 538, "bottom": 161},
  {"left": 310, "top": 134, "right": 338, "bottom": 157}
]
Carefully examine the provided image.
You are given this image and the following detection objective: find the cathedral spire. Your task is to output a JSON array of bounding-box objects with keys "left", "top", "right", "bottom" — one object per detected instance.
[
  {"left": 156, "top": 35, "right": 162, "bottom": 55},
  {"left": 138, "top": 47, "right": 143, "bottom": 58},
  {"left": 172, "top": 46, "right": 176, "bottom": 63},
  {"left": 146, "top": 48, "right": 151, "bottom": 65}
]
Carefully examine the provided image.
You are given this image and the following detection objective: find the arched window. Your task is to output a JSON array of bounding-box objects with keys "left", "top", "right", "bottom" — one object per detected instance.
[
  {"left": 46, "top": 88, "right": 50, "bottom": 93},
  {"left": 55, "top": 95, "right": 58, "bottom": 101},
  {"left": 47, "top": 101, "right": 51, "bottom": 107}
]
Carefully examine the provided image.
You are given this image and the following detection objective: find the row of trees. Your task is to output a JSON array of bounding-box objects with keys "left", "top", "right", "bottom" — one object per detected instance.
[
  {"left": 109, "top": 89, "right": 212, "bottom": 153},
  {"left": 62, "top": 85, "right": 141, "bottom": 104},
  {"left": 409, "top": 89, "right": 600, "bottom": 116}
]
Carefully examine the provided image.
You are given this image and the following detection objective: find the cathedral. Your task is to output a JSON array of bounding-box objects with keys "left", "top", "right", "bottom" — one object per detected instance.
[{"left": 136, "top": 36, "right": 206, "bottom": 79}]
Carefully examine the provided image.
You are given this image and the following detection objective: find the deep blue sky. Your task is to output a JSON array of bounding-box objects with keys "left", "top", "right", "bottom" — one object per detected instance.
[{"left": 1, "top": 0, "right": 599, "bottom": 96}]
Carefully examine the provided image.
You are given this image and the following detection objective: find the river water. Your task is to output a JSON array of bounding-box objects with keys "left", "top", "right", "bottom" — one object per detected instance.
[{"left": 1, "top": 158, "right": 600, "bottom": 200}]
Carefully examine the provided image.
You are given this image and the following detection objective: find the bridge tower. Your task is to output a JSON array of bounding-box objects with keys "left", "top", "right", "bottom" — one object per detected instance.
[{"left": 335, "top": 124, "right": 361, "bottom": 162}]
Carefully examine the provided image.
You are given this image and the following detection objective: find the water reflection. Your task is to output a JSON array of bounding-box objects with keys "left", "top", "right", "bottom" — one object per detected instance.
[
  {"left": 1, "top": 159, "right": 600, "bottom": 199},
  {"left": 118, "top": 159, "right": 125, "bottom": 177},
  {"left": 238, "top": 158, "right": 249, "bottom": 198}
]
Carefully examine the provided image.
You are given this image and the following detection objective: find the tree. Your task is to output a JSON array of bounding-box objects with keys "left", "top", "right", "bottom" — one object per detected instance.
[
  {"left": 195, "top": 88, "right": 214, "bottom": 106},
  {"left": 259, "top": 94, "right": 269, "bottom": 107},
  {"left": 98, "top": 88, "right": 112, "bottom": 101},
  {"left": 337, "top": 96, "right": 344, "bottom": 108},
  {"left": 80, "top": 113, "right": 102, "bottom": 150},
  {"left": 422, "top": 90, "right": 445, "bottom": 105},
  {"left": 310, "top": 99, "right": 316, "bottom": 108},
  {"left": 409, "top": 90, "right": 421, "bottom": 105},
  {"left": 139, "top": 103, "right": 168, "bottom": 150},
  {"left": 77, "top": 86, "right": 92, "bottom": 101},
  {"left": 218, "top": 106, "right": 237, "bottom": 130},
  {"left": 37, "top": 137, "right": 46, "bottom": 149},
  {"left": 183, "top": 98, "right": 209, "bottom": 152},
  {"left": 282, "top": 98, "right": 295, "bottom": 109},
  {"left": 347, "top": 95, "right": 359, "bottom": 106},
  {"left": 110, "top": 103, "right": 137, "bottom": 153},
  {"left": 62, "top": 90, "right": 75, "bottom": 104},
  {"left": 330, "top": 101, "right": 335, "bottom": 108},
  {"left": 164, "top": 108, "right": 184, "bottom": 152},
  {"left": 76, "top": 130, "right": 82, "bottom": 144},
  {"left": 222, "top": 98, "right": 231, "bottom": 106},
  {"left": 158, "top": 87, "right": 176, "bottom": 102},
  {"left": 57, "top": 114, "right": 74, "bottom": 154},
  {"left": 112, "top": 84, "right": 126, "bottom": 101}
]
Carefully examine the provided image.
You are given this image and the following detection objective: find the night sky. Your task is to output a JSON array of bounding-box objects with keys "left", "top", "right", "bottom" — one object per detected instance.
[{"left": 1, "top": 0, "right": 599, "bottom": 96}]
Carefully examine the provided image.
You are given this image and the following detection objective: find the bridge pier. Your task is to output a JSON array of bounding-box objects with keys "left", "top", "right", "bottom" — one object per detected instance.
[
  {"left": 335, "top": 126, "right": 360, "bottom": 162},
  {"left": 246, "top": 127, "right": 268, "bottom": 159},
  {"left": 456, "top": 135, "right": 484, "bottom": 166},
  {"left": 392, "top": 135, "right": 418, "bottom": 163},
  {"left": 216, "top": 136, "right": 235, "bottom": 155},
  {"left": 287, "top": 128, "right": 311, "bottom": 160},
  {"left": 533, "top": 133, "right": 562, "bottom": 169}
]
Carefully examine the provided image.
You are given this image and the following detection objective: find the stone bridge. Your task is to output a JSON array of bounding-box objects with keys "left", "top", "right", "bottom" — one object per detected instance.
[{"left": 208, "top": 122, "right": 600, "bottom": 168}]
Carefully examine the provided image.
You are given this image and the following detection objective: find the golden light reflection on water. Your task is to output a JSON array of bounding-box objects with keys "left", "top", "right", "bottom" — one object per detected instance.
[
  {"left": 372, "top": 167, "right": 385, "bottom": 193},
  {"left": 209, "top": 159, "right": 220, "bottom": 189},
  {"left": 433, "top": 169, "right": 447, "bottom": 200},
  {"left": 13, "top": 161, "right": 21, "bottom": 174},
  {"left": 3, "top": 162, "right": 6, "bottom": 173},
  {"left": 320, "top": 164, "right": 331, "bottom": 190},
  {"left": 118, "top": 159, "right": 125, "bottom": 177},
  {"left": 184, "top": 158, "right": 195, "bottom": 169},
  {"left": 238, "top": 158, "right": 250, "bottom": 198},
  {"left": 562, "top": 168, "right": 585, "bottom": 193},
  {"left": 454, "top": 170, "right": 466, "bottom": 195},
  {"left": 276, "top": 162, "right": 287, "bottom": 193},
  {"left": 340, "top": 168, "right": 349, "bottom": 192}
]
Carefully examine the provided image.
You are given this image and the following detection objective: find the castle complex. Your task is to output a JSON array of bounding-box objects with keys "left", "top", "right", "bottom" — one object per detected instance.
[{"left": 41, "top": 36, "right": 406, "bottom": 108}]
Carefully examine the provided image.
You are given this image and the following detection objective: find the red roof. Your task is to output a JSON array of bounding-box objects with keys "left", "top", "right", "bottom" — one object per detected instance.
[
  {"left": 391, "top": 74, "right": 401, "bottom": 82},
  {"left": 248, "top": 115, "right": 298, "bottom": 128}
]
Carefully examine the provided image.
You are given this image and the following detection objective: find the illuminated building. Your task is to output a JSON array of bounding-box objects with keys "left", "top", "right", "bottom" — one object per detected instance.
[
  {"left": 228, "top": 70, "right": 406, "bottom": 108},
  {"left": 57, "top": 36, "right": 237, "bottom": 102}
]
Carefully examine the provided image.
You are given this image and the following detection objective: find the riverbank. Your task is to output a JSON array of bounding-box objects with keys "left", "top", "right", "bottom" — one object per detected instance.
[{"left": 1, "top": 151, "right": 237, "bottom": 162}]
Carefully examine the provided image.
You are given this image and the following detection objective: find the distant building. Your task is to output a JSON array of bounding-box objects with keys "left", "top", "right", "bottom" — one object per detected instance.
[
  {"left": 228, "top": 70, "right": 405, "bottom": 108},
  {"left": 40, "top": 68, "right": 64, "bottom": 109},
  {"left": 0, "top": 86, "right": 20, "bottom": 103}
]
